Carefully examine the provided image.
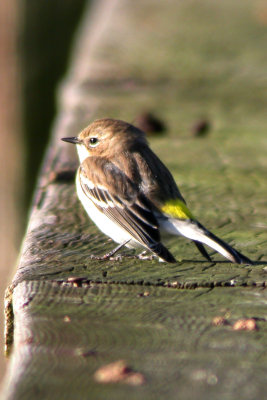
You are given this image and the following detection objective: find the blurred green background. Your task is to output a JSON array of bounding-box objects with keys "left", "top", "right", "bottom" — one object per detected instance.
[
  {"left": 0, "top": 0, "right": 87, "bottom": 385},
  {"left": 21, "top": 0, "right": 88, "bottom": 206}
]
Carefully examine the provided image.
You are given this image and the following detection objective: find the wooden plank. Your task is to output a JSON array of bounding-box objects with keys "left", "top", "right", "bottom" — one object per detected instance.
[
  {"left": 0, "top": 0, "right": 22, "bottom": 382},
  {"left": 2, "top": 0, "right": 267, "bottom": 398},
  {"left": 3, "top": 281, "right": 267, "bottom": 400}
]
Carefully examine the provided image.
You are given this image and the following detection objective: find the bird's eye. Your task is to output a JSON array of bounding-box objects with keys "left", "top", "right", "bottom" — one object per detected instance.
[{"left": 89, "top": 137, "right": 99, "bottom": 147}]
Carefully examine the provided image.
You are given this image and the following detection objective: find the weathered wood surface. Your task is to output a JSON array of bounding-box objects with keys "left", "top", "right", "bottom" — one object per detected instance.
[
  {"left": 3, "top": 282, "right": 267, "bottom": 400},
  {"left": 2, "top": 0, "right": 267, "bottom": 399}
]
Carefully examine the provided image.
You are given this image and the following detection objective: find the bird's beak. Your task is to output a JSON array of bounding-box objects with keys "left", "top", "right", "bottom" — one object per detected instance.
[{"left": 61, "top": 136, "right": 81, "bottom": 144}]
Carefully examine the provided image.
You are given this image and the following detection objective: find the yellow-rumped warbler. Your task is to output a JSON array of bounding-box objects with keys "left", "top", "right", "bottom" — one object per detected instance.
[{"left": 62, "top": 118, "right": 252, "bottom": 264}]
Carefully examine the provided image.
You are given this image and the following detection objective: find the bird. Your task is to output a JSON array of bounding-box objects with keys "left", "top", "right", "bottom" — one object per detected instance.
[{"left": 61, "top": 118, "right": 252, "bottom": 264}]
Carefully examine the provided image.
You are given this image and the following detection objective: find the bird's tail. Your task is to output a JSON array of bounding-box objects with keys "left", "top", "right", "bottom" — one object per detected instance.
[{"left": 173, "top": 219, "right": 252, "bottom": 264}]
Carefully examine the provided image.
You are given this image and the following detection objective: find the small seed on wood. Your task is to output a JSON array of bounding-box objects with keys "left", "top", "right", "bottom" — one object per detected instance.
[
  {"left": 138, "top": 291, "right": 150, "bottom": 297},
  {"left": 232, "top": 318, "right": 257, "bottom": 331},
  {"left": 212, "top": 316, "right": 228, "bottom": 326},
  {"left": 191, "top": 119, "right": 211, "bottom": 137},
  {"left": 67, "top": 276, "right": 87, "bottom": 287},
  {"left": 94, "top": 360, "right": 145, "bottom": 385},
  {"left": 48, "top": 169, "right": 76, "bottom": 183},
  {"left": 134, "top": 112, "right": 166, "bottom": 135}
]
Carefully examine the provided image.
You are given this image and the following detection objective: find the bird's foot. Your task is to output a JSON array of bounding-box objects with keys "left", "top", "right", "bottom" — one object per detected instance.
[
  {"left": 90, "top": 240, "right": 131, "bottom": 261},
  {"left": 90, "top": 254, "right": 114, "bottom": 261},
  {"left": 90, "top": 253, "right": 136, "bottom": 262},
  {"left": 137, "top": 251, "right": 157, "bottom": 261},
  {"left": 90, "top": 247, "right": 159, "bottom": 262}
]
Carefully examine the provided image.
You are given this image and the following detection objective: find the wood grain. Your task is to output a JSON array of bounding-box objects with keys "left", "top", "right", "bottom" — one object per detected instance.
[{"left": 3, "top": 281, "right": 267, "bottom": 400}]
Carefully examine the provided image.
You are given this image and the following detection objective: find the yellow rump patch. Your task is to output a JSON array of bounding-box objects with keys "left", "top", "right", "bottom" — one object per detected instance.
[{"left": 161, "top": 199, "right": 194, "bottom": 220}]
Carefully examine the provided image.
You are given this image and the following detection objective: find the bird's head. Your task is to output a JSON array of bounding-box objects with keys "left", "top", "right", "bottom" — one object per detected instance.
[{"left": 61, "top": 118, "right": 147, "bottom": 163}]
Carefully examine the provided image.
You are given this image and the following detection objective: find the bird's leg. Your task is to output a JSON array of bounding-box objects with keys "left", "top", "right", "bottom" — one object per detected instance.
[
  {"left": 90, "top": 240, "right": 130, "bottom": 261},
  {"left": 193, "top": 241, "right": 213, "bottom": 262}
]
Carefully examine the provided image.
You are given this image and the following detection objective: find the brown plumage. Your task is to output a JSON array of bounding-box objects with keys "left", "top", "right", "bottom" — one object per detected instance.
[{"left": 61, "top": 118, "right": 252, "bottom": 264}]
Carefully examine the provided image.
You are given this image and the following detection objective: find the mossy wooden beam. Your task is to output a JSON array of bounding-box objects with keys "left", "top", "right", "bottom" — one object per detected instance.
[
  {"left": 3, "top": 281, "right": 267, "bottom": 400},
  {"left": 2, "top": 0, "right": 267, "bottom": 399}
]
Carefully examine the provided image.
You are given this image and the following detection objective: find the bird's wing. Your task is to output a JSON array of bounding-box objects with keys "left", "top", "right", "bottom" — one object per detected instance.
[{"left": 78, "top": 157, "right": 172, "bottom": 257}]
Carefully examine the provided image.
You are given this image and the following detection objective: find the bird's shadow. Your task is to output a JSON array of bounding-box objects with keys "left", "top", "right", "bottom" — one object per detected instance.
[
  {"left": 90, "top": 245, "right": 266, "bottom": 268},
  {"left": 179, "top": 259, "right": 267, "bottom": 270}
]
